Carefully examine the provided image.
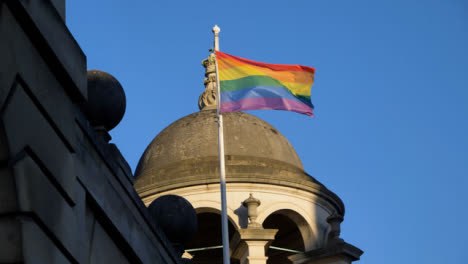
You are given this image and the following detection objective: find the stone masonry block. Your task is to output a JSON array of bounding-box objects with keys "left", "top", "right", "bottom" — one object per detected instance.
[
  {"left": 89, "top": 221, "right": 129, "bottom": 264},
  {"left": 0, "top": 114, "right": 16, "bottom": 214},
  {"left": 0, "top": 5, "right": 78, "bottom": 150},
  {"left": 0, "top": 167, "right": 18, "bottom": 213},
  {"left": 5, "top": 0, "right": 86, "bottom": 98},
  {"left": 82, "top": 203, "right": 96, "bottom": 263},
  {"left": 13, "top": 156, "right": 81, "bottom": 263},
  {"left": 72, "top": 181, "right": 88, "bottom": 264},
  {"left": 49, "top": 0, "right": 66, "bottom": 21},
  {"left": 20, "top": 217, "right": 71, "bottom": 264},
  {"left": 76, "top": 146, "right": 173, "bottom": 263},
  {"left": 0, "top": 216, "right": 22, "bottom": 263},
  {"left": 2, "top": 83, "right": 76, "bottom": 204}
]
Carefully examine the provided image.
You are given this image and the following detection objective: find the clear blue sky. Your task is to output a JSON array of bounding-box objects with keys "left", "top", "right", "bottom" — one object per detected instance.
[{"left": 67, "top": 1, "right": 467, "bottom": 263}]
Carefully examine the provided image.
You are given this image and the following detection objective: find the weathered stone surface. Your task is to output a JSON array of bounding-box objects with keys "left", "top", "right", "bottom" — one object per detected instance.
[
  {"left": 2, "top": 83, "right": 76, "bottom": 204},
  {"left": 0, "top": 217, "right": 22, "bottom": 263},
  {"left": 75, "top": 133, "right": 178, "bottom": 263},
  {"left": 234, "top": 229, "right": 278, "bottom": 264},
  {"left": 135, "top": 110, "right": 303, "bottom": 177},
  {"left": 288, "top": 240, "right": 363, "bottom": 264},
  {"left": 89, "top": 221, "right": 129, "bottom": 264},
  {"left": 199, "top": 53, "right": 217, "bottom": 110},
  {"left": 21, "top": 217, "right": 71, "bottom": 264},
  {"left": 134, "top": 110, "right": 302, "bottom": 184},
  {"left": 136, "top": 156, "right": 344, "bottom": 218},
  {"left": 0, "top": 0, "right": 181, "bottom": 263},
  {"left": 0, "top": 167, "right": 17, "bottom": 213},
  {"left": 83, "top": 166, "right": 174, "bottom": 263},
  {"left": 238, "top": 228, "right": 278, "bottom": 241},
  {"left": 75, "top": 114, "right": 134, "bottom": 188},
  {"left": 146, "top": 182, "right": 336, "bottom": 257},
  {"left": 49, "top": 0, "right": 66, "bottom": 21},
  {"left": 0, "top": 5, "right": 78, "bottom": 151},
  {"left": 0, "top": 120, "right": 10, "bottom": 162},
  {"left": 84, "top": 70, "right": 126, "bottom": 131},
  {"left": 134, "top": 110, "right": 345, "bottom": 217},
  {"left": 13, "top": 156, "right": 81, "bottom": 262},
  {"left": 73, "top": 181, "right": 88, "bottom": 263},
  {"left": 4, "top": 0, "right": 87, "bottom": 99},
  {"left": 74, "top": 123, "right": 174, "bottom": 259},
  {"left": 110, "top": 143, "right": 134, "bottom": 185}
]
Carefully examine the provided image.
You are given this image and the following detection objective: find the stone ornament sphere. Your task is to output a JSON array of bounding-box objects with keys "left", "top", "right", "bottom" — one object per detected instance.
[
  {"left": 84, "top": 70, "right": 126, "bottom": 131},
  {"left": 148, "top": 195, "right": 198, "bottom": 247}
]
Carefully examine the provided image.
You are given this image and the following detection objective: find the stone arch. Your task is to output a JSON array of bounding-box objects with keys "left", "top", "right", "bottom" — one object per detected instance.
[
  {"left": 194, "top": 206, "right": 239, "bottom": 231},
  {"left": 187, "top": 206, "right": 241, "bottom": 264},
  {"left": 262, "top": 208, "right": 317, "bottom": 264},
  {"left": 191, "top": 199, "right": 241, "bottom": 230},
  {"left": 259, "top": 203, "right": 316, "bottom": 251}
]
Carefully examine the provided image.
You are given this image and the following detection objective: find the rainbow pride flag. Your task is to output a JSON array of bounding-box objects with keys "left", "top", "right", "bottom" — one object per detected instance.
[{"left": 216, "top": 51, "right": 315, "bottom": 117}]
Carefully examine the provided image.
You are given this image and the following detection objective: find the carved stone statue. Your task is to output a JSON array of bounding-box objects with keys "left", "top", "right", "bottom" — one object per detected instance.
[{"left": 198, "top": 52, "right": 217, "bottom": 110}]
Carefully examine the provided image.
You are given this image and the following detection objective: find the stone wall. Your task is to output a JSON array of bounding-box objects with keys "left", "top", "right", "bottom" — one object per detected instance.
[{"left": 0, "top": 1, "right": 178, "bottom": 263}]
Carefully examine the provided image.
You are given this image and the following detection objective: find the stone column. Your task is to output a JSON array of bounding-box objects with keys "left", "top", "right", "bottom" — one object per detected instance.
[
  {"left": 238, "top": 229, "right": 278, "bottom": 264},
  {"left": 232, "top": 194, "right": 278, "bottom": 264}
]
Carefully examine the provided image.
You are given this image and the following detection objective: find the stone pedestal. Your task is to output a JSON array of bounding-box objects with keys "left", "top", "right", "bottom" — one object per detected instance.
[
  {"left": 244, "top": 241, "right": 269, "bottom": 264},
  {"left": 288, "top": 240, "right": 363, "bottom": 264},
  {"left": 234, "top": 228, "right": 278, "bottom": 264}
]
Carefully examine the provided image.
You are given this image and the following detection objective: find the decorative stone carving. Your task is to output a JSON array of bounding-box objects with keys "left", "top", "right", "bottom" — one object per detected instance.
[
  {"left": 327, "top": 213, "right": 344, "bottom": 245},
  {"left": 242, "top": 193, "right": 262, "bottom": 229},
  {"left": 287, "top": 214, "right": 362, "bottom": 264},
  {"left": 198, "top": 53, "right": 218, "bottom": 110},
  {"left": 84, "top": 70, "right": 126, "bottom": 132}
]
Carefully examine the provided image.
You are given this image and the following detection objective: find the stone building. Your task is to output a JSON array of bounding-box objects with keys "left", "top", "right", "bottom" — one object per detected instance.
[
  {"left": 0, "top": 1, "right": 185, "bottom": 263},
  {"left": 0, "top": 1, "right": 362, "bottom": 263},
  {"left": 133, "top": 48, "right": 363, "bottom": 263}
]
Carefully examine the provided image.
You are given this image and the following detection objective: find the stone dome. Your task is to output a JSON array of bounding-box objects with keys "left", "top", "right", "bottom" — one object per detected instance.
[{"left": 133, "top": 110, "right": 337, "bottom": 201}]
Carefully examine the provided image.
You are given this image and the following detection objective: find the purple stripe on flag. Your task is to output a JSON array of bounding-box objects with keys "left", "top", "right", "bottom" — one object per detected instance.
[{"left": 220, "top": 97, "right": 314, "bottom": 117}]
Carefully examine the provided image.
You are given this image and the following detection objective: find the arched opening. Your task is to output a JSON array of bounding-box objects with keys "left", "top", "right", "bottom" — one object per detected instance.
[
  {"left": 186, "top": 210, "right": 240, "bottom": 264},
  {"left": 263, "top": 209, "right": 307, "bottom": 264}
]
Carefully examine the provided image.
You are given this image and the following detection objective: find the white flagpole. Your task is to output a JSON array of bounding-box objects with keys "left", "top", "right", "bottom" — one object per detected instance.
[{"left": 213, "top": 25, "right": 230, "bottom": 264}]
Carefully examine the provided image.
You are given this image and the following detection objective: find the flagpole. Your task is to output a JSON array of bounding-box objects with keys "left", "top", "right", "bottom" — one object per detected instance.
[{"left": 213, "top": 25, "right": 231, "bottom": 264}]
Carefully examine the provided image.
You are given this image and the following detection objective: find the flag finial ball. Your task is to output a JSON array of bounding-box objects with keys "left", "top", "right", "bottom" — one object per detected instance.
[{"left": 212, "top": 25, "right": 220, "bottom": 34}]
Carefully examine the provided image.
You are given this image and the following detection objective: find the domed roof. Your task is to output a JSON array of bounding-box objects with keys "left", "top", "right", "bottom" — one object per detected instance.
[
  {"left": 134, "top": 110, "right": 344, "bottom": 214},
  {"left": 135, "top": 111, "right": 315, "bottom": 191},
  {"left": 136, "top": 109, "right": 303, "bottom": 171}
]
